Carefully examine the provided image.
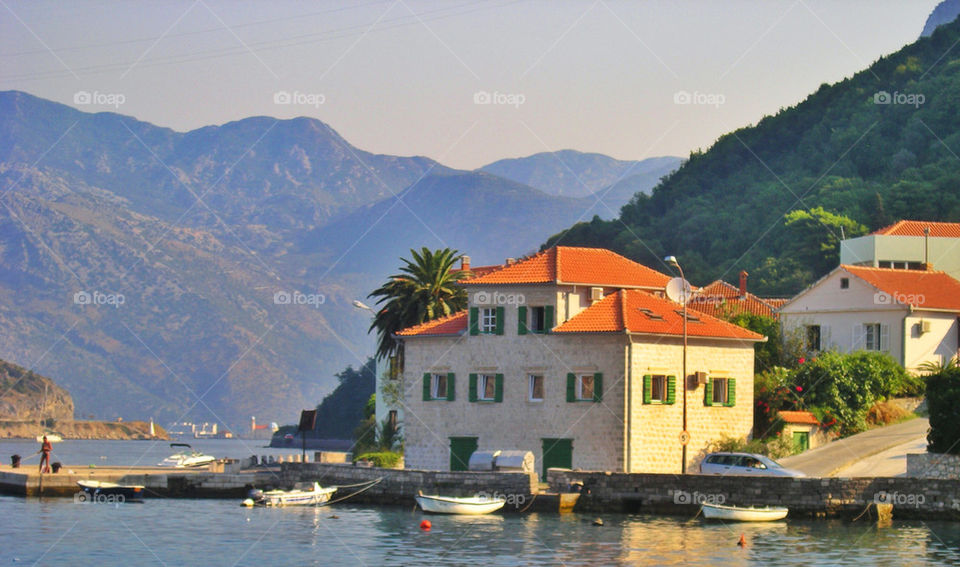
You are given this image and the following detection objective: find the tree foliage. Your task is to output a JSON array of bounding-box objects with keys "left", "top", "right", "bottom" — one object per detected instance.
[
  {"left": 312, "top": 359, "right": 375, "bottom": 439},
  {"left": 924, "top": 359, "right": 960, "bottom": 454}
]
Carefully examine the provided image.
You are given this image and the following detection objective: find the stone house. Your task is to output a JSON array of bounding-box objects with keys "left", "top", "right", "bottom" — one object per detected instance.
[
  {"left": 396, "top": 246, "right": 764, "bottom": 475},
  {"left": 778, "top": 410, "right": 831, "bottom": 452}
]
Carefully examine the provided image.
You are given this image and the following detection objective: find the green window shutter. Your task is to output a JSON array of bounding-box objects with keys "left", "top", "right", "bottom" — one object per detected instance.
[
  {"left": 447, "top": 372, "right": 456, "bottom": 401},
  {"left": 469, "top": 373, "right": 478, "bottom": 402},
  {"left": 566, "top": 373, "right": 576, "bottom": 402},
  {"left": 642, "top": 375, "right": 652, "bottom": 404},
  {"left": 469, "top": 307, "right": 479, "bottom": 335},
  {"left": 495, "top": 307, "right": 505, "bottom": 335},
  {"left": 494, "top": 373, "right": 504, "bottom": 402},
  {"left": 725, "top": 378, "right": 736, "bottom": 407},
  {"left": 423, "top": 373, "right": 431, "bottom": 401},
  {"left": 518, "top": 306, "right": 527, "bottom": 335},
  {"left": 666, "top": 375, "right": 676, "bottom": 404},
  {"left": 593, "top": 372, "right": 603, "bottom": 402},
  {"left": 544, "top": 306, "right": 554, "bottom": 332},
  {"left": 704, "top": 378, "right": 714, "bottom": 407}
]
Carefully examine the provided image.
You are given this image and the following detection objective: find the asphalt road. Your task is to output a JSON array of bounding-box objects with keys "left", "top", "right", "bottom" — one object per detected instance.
[{"left": 777, "top": 417, "right": 929, "bottom": 477}]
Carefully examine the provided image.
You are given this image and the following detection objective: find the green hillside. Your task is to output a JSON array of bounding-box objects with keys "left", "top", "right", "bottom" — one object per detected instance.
[{"left": 546, "top": 18, "right": 960, "bottom": 295}]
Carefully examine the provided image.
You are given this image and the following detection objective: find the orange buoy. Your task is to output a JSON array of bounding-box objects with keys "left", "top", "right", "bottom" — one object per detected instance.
[
  {"left": 737, "top": 534, "right": 747, "bottom": 547},
  {"left": 420, "top": 520, "right": 431, "bottom": 531}
]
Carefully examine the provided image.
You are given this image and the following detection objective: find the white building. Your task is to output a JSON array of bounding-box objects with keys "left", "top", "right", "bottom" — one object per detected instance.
[
  {"left": 780, "top": 264, "right": 960, "bottom": 372},
  {"left": 840, "top": 220, "right": 960, "bottom": 281}
]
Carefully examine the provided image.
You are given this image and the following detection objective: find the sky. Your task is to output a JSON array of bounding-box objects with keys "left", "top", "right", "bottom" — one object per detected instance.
[{"left": 0, "top": 0, "right": 942, "bottom": 170}]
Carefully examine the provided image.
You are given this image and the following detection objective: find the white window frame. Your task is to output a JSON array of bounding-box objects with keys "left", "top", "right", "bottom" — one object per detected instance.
[
  {"left": 480, "top": 308, "right": 497, "bottom": 334},
  {"left": 529, "top": 306, "right": 546, "bottom": 333},
  {"left": 650, "top": 374, "right": 667, "bottom": 403},
  {"left": 478, "top": 374, "right": 497, "bottom": 401},
  {"left": 806, "top": 325, "right": 821, "bottom": 352},
  {"left": 864, "top": 323, "right": 881, "bottom": 351},
  {"left": 712, "top": 378, "right": 729, "bottom": 405},
  {"left": 576, "top": 374, "right": 594, "bottom": 401},
  {"left": 528, "top": 374, "right": 544, "bottom": 401},
  {"left": 431, "top": 373, "right": 447, "bottom": 399}
]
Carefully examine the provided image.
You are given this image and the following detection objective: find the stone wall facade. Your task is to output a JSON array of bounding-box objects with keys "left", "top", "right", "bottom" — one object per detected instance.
[
  {"left": 907, "top": 453, "right": 960, "bottom": 479},
  {"left": 548, "top": 469, "right": 960, "bottom": 519}
]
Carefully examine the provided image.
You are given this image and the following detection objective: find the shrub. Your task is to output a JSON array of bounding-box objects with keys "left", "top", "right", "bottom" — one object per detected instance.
[
  {"left": 354, "top": 451, "right": 403, "bottom": 468},
  {"left": 865, "top": 400, "right": 912, "bottom": 426},
  {"left": 925, "top": 360, "right": 960, "bottom": 454}
]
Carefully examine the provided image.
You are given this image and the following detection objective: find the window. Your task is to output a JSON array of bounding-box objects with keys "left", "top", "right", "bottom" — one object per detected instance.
[
  {"left": 469, "top": 373, "right": 503, "bottom": 402},
  {"left": 705, "top": 377, "right": 736, "bottom": 407},
  {"left": 470, "top": 307, "right": 504, "bottom": 335},
  {"left": 387, "top": 410, "right": 398, "bottom": 432},
  {"left": 864, "top": 323, "right": 881, "bottom": 351},
  {"left": 642, "top": 375, "right": 676, "bottom": 404},
  {"left": 840, "top": 277, "right": 849, "bottom": 289},
  {"left": 528, "top": 374, "right": 544, "bottom": 401},
  {"left": 806, "top": 325, "right": 821, "bottom": 352},
  {"left": 481, "top": 308, "right": 497, "bottom": 334},
  {"left": 566, "top": 373, "right": 602, "bottom": 402},
  {"left": 518, "top": 306, "right": 553, "bottom": 334},
  {"left": 422, "top": 372, "right": 454, "bottom": 401}
]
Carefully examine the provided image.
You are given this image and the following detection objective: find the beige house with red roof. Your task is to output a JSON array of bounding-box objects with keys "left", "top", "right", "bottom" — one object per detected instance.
[
  {"left": 840, "top": 220, "right": 960, "bottom": 281},
  {"left": 780, "top": 264, "right": 960, "bottom": 372},
  {"left": 396, "top": 246, "right": 764, "bottom": 475},
  {"left": 687, "top": 271, "right": 787, "bottom": 320}
]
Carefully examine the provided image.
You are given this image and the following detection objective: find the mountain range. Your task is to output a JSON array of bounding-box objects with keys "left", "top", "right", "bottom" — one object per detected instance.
[{"left": 0, "top": 90, "right": 678, "bottom": 428}]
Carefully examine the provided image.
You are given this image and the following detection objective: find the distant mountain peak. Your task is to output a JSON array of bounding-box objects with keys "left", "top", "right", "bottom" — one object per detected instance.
[{"left": 921, "top": 0, "right": 960, "bottom": 38}]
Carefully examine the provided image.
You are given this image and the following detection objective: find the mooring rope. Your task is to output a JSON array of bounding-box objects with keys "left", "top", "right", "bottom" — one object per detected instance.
[{"left": 318, "top": 477, "right": 383, "bottom": 506}]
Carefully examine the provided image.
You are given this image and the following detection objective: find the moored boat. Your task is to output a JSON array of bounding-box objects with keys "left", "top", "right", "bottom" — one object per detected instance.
[
  {"left": 702, "top": 502, "right": 788, "bottom": 522},
  {"left": 415, "top": 491, "right": 506, "bottom": 515},
  {"left": 76, "top": 480, "right": 144, "bottom": 502},
  {"left": 36, "top": 433, "right": 62, "bottom": 443},
  {"left": 242, "top": 482, "right": 337, "bottom": 507},
  {"left": 157, "top": 443, "right": 216, "bottom": 468}
]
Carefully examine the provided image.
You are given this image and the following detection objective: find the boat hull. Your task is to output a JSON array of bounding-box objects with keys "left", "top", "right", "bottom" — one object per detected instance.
[
  {"left": 416, "top": 494, "right": 506, "bottom": 515},
  {"left": 77, "top": 480, "right": 144, "bottom": 502},
  {"left": 244, "top": 482, "right": 337, "bottom": 507},
  {"left": 702, "top": 503, "right": 788, "bottom": 522}
]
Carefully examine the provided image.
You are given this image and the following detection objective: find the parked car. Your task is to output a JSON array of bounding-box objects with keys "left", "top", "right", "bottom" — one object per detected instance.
[{"left": 699, "top": 452, "right": 805, "bottom": 477}]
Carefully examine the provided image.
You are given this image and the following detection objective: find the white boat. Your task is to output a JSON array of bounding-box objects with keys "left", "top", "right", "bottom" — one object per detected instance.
[
  {"left": 36, "top": 433, "right": 62, "bottom": 443},
  {"left": 157, "top": 443, "right": 216, "bottom": 468},
  {"left": 242, "top": 482, "right": 337, "bottom": 507},
  {"left": 415, "top": 491, "right": 506, "bottom": 515},
  {"left": 702, "top": 502, "right": 789, "bottom": 522},
  {"left": 76, "top": 480, "right": 145, "bottom": 502}
]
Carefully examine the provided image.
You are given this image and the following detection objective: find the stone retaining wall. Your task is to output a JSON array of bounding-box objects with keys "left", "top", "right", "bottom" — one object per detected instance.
[
  {"left": 279, "top": 462, "right": 538, "bottom": 509},
  {"left": 907, "top": 453, "right": 960, "bottom": 479},
  {"left": 548, "top": 469, "right": 960, "bottom": 519}
]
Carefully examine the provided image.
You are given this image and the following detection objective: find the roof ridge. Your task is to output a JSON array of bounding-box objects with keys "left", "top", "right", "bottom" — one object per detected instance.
[{"left": 841, "top": 264, "right": 947, "bottom": 275}]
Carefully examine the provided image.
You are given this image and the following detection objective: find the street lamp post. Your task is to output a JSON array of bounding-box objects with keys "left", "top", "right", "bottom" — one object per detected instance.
[{"left": 664, "top": 256, "right": 688, "bottom": 474}]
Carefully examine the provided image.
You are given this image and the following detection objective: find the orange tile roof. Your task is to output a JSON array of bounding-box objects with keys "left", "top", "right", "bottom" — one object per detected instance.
[
  {"left": 687, "top": 280, "right": 787, "bottom": 319},
  {"left": 871, "top": 220, "right": 960, "bottom": 238},
  {"left": 460, "top": 246, "right": 671, "bottom": 288},
  {"left": 778, "top": 410, "right": 820, "bottom": 425},
  {"left": 842, "top": 265, "right": 960, "bottom": 311},
  {"left": 395, "top": 311, "right": 468, "bottom": 337},
  {"left": 554, "top": 289, "right": 764, "bottom": 340}
]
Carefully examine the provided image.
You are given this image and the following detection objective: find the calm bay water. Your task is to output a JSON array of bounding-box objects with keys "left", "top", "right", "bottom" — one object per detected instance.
[{"left": 2, "top": 440, "right": 960, "bottom": 566}]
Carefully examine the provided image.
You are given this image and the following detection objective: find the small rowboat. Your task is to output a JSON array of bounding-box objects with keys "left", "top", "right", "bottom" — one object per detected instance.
[
  {"left": 242, "top": 482, "right": 337, "bottom": 507},
  {"left": 702, "top": 502, "right": 788, "bottom": 522},
  {"left": 415, "top": 491, "right": 506, "bottom": 515},
  {"left": 76, "top": 480, "right": 144, "bottom": 502}
]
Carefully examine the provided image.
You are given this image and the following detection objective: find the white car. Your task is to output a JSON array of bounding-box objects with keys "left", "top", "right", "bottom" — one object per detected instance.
[{"left": 699, "top": 452, "right": 805, "bottom": 477}]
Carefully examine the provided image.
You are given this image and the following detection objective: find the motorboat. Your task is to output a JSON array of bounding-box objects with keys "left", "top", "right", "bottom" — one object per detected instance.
[
  {"left": 76, "top": 480, "right": 144, "bottom": 502},
  {"left": 242, "top": 482, "right": 337, "bottom": 507},
  {"left": 702, "top": 502, "right": 788, "bottom": 522},
  {"left": 157, "top": 443, "right": 216, "bottom": 468},
  {"left": 415, "top": 491, "right": 506, "bottom": 515}
]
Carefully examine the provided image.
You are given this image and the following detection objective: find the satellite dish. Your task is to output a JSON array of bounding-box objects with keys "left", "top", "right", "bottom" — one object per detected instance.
[{"left": 665, "top": 277, "right": 692, "bottom": 303}]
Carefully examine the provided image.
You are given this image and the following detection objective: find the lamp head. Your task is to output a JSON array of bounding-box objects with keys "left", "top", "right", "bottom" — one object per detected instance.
[
  {"left": 352, "top": 300, "right": 371, "bottom": 311},
  {"left": 664, "top": 255, "right": 679, "bottom": 268}
]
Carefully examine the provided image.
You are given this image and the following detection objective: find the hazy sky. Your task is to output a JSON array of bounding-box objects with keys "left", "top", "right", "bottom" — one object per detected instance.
[{"left": 0, "top": 0, "right": 941, "bottom": 169}]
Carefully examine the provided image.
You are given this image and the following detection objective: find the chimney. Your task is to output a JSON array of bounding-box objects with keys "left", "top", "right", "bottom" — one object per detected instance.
[
  {"left": 505, "top": 257, "right": 516, "bottom": 266},
  {"left": 461, "top": 256, "right": 471, "bottom": 271},
  {"left": 739, "top": 270, "right": 749, "bottom": 297}
]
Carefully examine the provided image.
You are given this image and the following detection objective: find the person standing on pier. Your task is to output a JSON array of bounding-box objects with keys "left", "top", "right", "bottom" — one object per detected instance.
[{"left": 38, "top": 435, "right": 52, "bottom": 473}]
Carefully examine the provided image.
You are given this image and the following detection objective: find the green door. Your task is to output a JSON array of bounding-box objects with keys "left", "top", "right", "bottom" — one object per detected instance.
[
  {"left": 793, "top": 431, "right": 809, "bottom": 452},
  {"left": 449, "top": 436, "right": 478, "bottom": 471},
  {"left": 541, "top": 438, "right": 573, "bottom": 478}
]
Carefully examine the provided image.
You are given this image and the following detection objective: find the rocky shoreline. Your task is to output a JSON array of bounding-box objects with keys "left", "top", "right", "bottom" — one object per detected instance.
[{"left": 0, "top": 420, "right": 169, "bottom": 441}]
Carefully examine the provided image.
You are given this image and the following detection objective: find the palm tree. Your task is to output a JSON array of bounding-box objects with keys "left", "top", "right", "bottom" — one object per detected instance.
[{"left": 368, "top": 247, "right": 469, "bottom": 362}]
